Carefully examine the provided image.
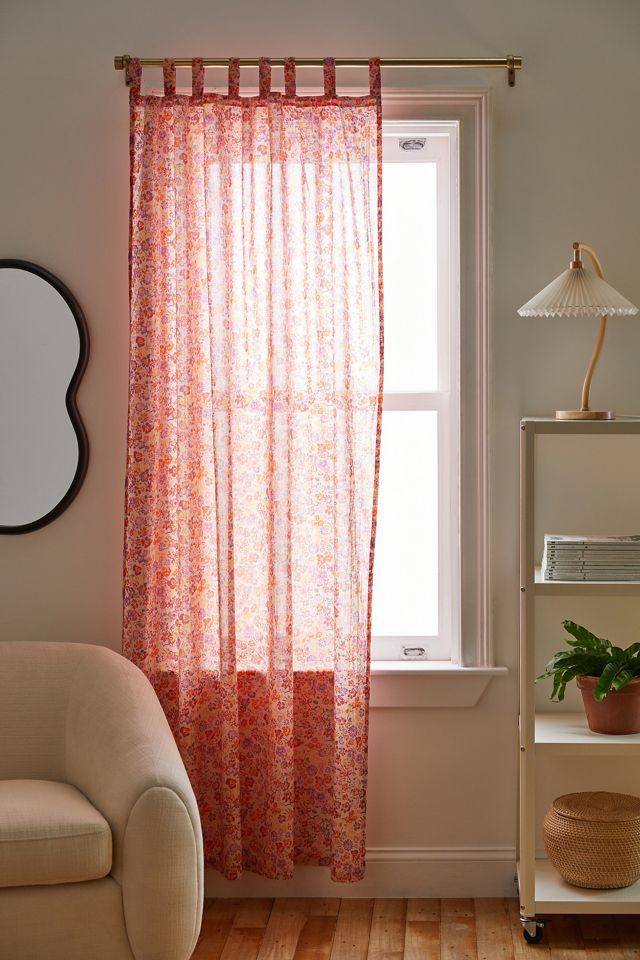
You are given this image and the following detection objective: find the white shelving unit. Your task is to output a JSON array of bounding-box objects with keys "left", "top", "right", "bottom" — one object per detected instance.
[{"left": 518, "top": 417, "right": 640, "bottom": 942}]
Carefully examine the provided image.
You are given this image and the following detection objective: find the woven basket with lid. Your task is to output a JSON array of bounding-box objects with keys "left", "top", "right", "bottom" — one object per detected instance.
[{"left": 543, "top": 791, "right": 640, "bottom": 889}]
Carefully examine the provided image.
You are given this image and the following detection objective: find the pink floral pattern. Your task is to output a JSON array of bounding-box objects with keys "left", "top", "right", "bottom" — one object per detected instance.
[{"left": 124, "top": 57, "right": 383, "bottom": 882}]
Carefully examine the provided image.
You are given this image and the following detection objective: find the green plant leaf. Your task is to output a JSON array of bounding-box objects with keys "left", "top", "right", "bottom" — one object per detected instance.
[
  {"left": 537, "top": 654, "right": 608, "bottom": 699},
  {"left": 537, "top": 652, "right": 578, "bottom": 681},
  {"left": 594, "top": 661, "right": 620, "bottom": 701},
  {"left": 538, "top": 652, "right": 584, "bottom": 679},
  {"left": 553, "top": 653, "right": 605, "bottom": 674},
  {"left": 562, "top": 620, "right": 610, "bottom": 654},
  {"left": 551, "top": 665, "right": 590, "bottom": 702},
  {"left": 550, "top": 674, "right": 565, "bottom": 702},
  {"left": 553, "top": 679, "right": 567, "bottom": 702},
  {"left": 612, "top": 669, "right": 635, "bottom": 692}
]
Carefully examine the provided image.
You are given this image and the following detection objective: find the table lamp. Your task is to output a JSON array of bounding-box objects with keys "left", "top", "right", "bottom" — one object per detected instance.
[{"left": 518, "top": 242, "right": 638, "bottom": 420}]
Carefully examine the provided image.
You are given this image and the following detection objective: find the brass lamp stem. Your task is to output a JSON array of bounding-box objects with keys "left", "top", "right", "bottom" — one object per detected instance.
[
  {"left": 556, "top": 242, "right": 613, "bottom": 420},
  {"left": 577, "top": 244, "right": 608, "bottom": 413},
  {"left": 580, "top": 314, "right": 608, "bottom": 412}
]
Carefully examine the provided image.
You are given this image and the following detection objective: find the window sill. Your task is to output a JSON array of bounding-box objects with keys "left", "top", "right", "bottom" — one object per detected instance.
[{"left": 369, "top": 662, "right": 508, "bottom": 708}]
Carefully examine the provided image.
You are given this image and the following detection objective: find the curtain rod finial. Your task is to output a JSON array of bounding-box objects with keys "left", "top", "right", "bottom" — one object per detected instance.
[{"left": 114, "top": 54, "right": 132, "bottom": 84}]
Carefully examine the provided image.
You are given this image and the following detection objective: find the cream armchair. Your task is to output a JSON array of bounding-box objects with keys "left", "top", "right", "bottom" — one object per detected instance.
[{"left": 0, "top": 641, "right": 203, "bottom": 960}]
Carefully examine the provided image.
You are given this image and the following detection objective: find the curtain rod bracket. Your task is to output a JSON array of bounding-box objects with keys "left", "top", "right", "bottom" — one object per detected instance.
[{"left": 114, "top": 54, "right": 523, "bottom": 87}]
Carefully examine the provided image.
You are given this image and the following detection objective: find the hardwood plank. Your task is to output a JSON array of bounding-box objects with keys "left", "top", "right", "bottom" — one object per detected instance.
[
  {"left": 330, "top": 899, "right": 374, "bottom": 960},
  {"left": 404, "top": 920, "right": 439, "bottom": 960},
  {"left": 441, "top": 898, "right": 477, "bottom": 960},
  {"left": 192, "top": 900, "right": 240, "bottom": 960},
  {"left": 256, "top": 899, "right": 309, "bottom": 960},
  {"left": 547, "top": 915, "right": 587, "bottom": 960},
  {"left": 507, "top": 898, "right": 551, "bottom": 959},
  {"left": 406, "top": 899, "right": 440, "bottom": 922},
  {"left": 621, "top": 914, "right": 640, "bottom": 959},
  {"left": 234, "top": 899, "right": 274, "bottom": 929},
  {"left": 367, "top": 899, "right": 407, "bottom": 960},
  {"left": 585, "top": 945, "right": 626, "bottom": 960},
  {"left": 293, "top": 916, "right": 337, "bottom": 960},
  {"left": 580, "top": 915, "right": 625, "bottom": 960},
  {"left": 203, "top": 899, "right": 242, "bottom": 920},
  {"left": 475, "top": 898, "right": 514, "bottom": 960},
  {"left": 220, "top": 928, "right": 266, "bottom": 960},
  {"left": 299, "top": 899, "right": 341, "bottom": 917},
  {"left": 581, "top": 917, "right": 621, "bottom": 941},
  {"left": 441, "top": 898, "right": 475, "bottom": 920}
]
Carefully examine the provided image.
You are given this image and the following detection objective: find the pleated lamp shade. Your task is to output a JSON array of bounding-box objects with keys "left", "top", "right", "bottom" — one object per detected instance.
[{"left": 518, "top": 266, "right": 638, "bottom": 318}]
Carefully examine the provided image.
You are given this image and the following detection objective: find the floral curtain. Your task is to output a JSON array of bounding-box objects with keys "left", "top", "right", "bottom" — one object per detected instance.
[{"left": 123, "top": 56, "right": 383, "bottom": 882}]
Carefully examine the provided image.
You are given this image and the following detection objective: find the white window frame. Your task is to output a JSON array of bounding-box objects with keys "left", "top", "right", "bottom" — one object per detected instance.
[
  {"left": 372, "top": 90, "right": 492, "bottom": 677},
  {"left": 372, "top": 122, "right": 460, "bottom": 664}
]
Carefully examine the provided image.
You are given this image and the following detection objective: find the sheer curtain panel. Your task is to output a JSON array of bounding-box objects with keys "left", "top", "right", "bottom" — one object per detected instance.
[{"left": 123, "top": 56, "right": 383, "bottom": 882}]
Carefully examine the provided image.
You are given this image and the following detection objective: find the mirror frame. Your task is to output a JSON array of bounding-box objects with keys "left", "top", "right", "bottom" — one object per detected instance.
[{"left": 0, "top": 259, "right": 89, "bottom": 535}]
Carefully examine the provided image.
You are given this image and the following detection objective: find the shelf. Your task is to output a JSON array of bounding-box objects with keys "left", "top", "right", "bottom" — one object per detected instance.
[
  {"left": 519, "top": 860, "right": 640, "bottom": 914},
  {"left": 535, "top": 713, "right": 640, "bottom": 755},
  {"left": 522, "top": 417, "right": 640, "bottom": 436},
  {"left": 534, "top": 567, "right": 640, "bottom": 596}
]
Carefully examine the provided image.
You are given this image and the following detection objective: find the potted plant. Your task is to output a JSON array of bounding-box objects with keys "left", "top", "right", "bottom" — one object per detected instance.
[{"left": 537, "top": 620, "right": 640, "bottom": 735}]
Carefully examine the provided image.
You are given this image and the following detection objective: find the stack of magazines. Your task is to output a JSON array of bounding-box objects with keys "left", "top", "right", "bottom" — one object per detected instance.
[{"left": 541, "top": 534, "right": 640, "bottom": 581}]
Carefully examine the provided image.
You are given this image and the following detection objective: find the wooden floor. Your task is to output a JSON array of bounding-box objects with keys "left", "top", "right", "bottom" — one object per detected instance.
[{"left": 192, "top": 898, "right": 640, "bottom": 959}]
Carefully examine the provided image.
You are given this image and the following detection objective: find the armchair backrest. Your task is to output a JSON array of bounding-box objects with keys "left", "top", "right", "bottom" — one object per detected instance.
[{"left": 0, "top": 641, "right": 139, "bottom": 782}]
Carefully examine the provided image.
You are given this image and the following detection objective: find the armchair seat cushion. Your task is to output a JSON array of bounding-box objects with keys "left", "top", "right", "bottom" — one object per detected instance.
[{"left": 0, "top": 779, "right": 112, "bottom": 887}]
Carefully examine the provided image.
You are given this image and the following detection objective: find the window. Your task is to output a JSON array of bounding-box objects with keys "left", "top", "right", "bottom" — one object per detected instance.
[{"left": 372, "top": 121, "right": 460, "bottom": 662}]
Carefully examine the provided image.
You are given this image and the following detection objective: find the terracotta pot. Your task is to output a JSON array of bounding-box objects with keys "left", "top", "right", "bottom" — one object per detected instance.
[{"left": 577, "top": 675, "right": 640, "bottom": 735}]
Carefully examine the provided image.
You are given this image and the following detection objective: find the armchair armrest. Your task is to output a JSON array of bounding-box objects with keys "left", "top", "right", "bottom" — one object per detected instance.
[{"left": 65, "top": 647, "right": 203, "bottom": 960}]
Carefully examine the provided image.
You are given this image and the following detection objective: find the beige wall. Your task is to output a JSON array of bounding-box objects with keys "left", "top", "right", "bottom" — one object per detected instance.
[{"left": 2, "top": 0, "right": 640, "bottom": 895}]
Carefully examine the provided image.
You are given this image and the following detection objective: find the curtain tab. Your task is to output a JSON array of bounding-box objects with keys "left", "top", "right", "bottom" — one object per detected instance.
[
  {"left": 228, "top": 58, "right": 240, "bottom": 97},
  {"left": 163, "top": 58, "right": 176, "bottom": 97},
  {"left": 192, "top": 58, "right": 204, "bottom": 99},
  {"left": 323, "top": 57, "right": 336, "bottom": 98},
  {"left": 368, "top": 57, "right": 381, "bottom": 97},
  {"left": 259, "top": 57, "right": 271, "bottom": 97},
  {"left": 284, "top": 57, "right": 296, "bottom": 97},
  {"left": 128, "top": 57, "right": 142, "bottom": 95}
]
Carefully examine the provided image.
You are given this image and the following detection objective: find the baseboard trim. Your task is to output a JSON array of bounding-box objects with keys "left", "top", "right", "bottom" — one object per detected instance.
[
  {"left": 204, "top": 846, "right": 518, "bottom": 898},
  {"left": 366, "top": 845, "right": 515, "bottom": 863}
]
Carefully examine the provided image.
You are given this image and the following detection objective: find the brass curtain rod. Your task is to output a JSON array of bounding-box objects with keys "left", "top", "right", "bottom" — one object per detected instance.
[{"left": 114, "top": 54, "right": 523, "bottom": 87}]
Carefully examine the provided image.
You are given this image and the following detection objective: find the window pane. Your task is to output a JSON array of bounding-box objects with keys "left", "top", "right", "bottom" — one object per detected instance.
[
  {"left": 382, "top": 162, "right": 438, "bottom": 391},
  {"left": 372, "top": 410, "right": 438, "bottom": 637}
]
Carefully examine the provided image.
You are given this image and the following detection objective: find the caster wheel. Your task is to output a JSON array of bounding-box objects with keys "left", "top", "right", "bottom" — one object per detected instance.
[{"left": 523, "top": 926, "right": 544, "bottom": 944}]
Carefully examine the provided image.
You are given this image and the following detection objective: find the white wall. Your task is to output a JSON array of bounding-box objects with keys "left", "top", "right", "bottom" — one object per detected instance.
[{"left": 2, "top": 0, "right": 640, "bottom": 896}]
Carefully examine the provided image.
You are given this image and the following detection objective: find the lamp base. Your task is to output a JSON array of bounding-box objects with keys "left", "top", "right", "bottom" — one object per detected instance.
[{"left": 555, "top": 410, "right": 615, "bottom": 421}]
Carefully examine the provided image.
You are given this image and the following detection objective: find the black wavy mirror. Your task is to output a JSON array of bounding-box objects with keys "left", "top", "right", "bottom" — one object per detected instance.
[{"left": 0, "top": 260, "right": 89, "bottom": 534}]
